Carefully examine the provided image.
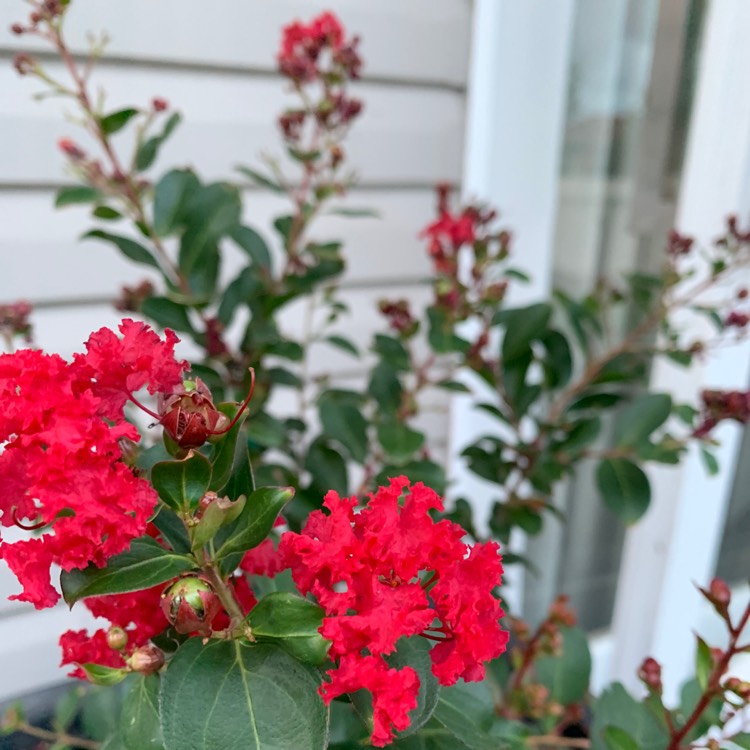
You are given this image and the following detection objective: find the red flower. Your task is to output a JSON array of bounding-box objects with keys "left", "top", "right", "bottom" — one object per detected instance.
[
  {"left": 60, "top": 629, "right": 125, "bottom": 679},
  {"left": 0, "top": 322, "right": 187, "bottom": 608},
  {"left": 280, "top": 477, "right": 507, "bottom": 745}
]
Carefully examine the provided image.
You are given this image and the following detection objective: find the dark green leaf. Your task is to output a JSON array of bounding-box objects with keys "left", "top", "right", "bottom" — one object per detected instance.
[
  {"left": 248, "top": 592, "right": 329, "bottom": 665},
  {"left": 60, "top": 537, "right": 195, "bottom": 605},
  {"left": 150, "top": 507, "right": 191, "bottom": 553},
  {"left": 377, "top": 420, "right": 425, "bottom": 464},
  {"left": 100, "top": 107, "right": 139, "bottom": 135},
  {"left": 368, "top": 361, "right": 403, "bottom": 414},
  {"left": 136, "top": 112, "right": 181, "bottom": 171},
  {"left": 209, "top": 403, "right": 249, "bottom": 492},
  {"left": 436, "top": 379, "right": 471, "bottom": 393},
  {"left": 235, "top": 165, "right": 284, "bottom": 193},
  {"left": 540, "top": 329, "right": 573, "bottom": 388},
  {"left": 93, "top": 205, "right": 123, "bottom": 220},
  {"left": 325, "top": 334, "right": 359, "bottom": 357},
  {"left": 151, "top": 452, "right": 212, "bottom": 512},
  {"left": 700, "top": 447, "right": 720, "bottom": 476},
  {"left": 498, "top": 303, "right": 552, "bottom": 362},
  {"left": 603, "top": 726, "right": 640, "bottom": 750},
  {"left": 229, "top": 225, "right": 273, "bottom": 269},
  {"left": 81, "top": 686, "right": 123, "bottom": 741},
  {"left": 596, "top": 458, "right": 651, "bottom": 524},
  {"left": 535, "top": 626, "right": 591, "bottom": 705},
  {"left": 319, "top": 392, "right": 369, "bottom": 463},
  {"left": 246, "top": 411, "right": 287, "bottom": 450},
  {"left": 160, "top": 640, "right": 327, "bottom": 750},
  {"left": 153, "top": 169, "right": 200, "bottom": 236},
  {"left": 305, "top": 437, "right": 348, "bottom": 496},
  {"left": 214, "top": 486, "right": 294, "bottom": 566},
  {"left": 568, "top": 392, "right": 625, "bottom": 412},
  {"left": 121, "top": 675, "right": 163, "bottom": 750},
  {"left": 555, "top": 417, "right": 601, "bottom": 453},
  {"left": 590, "top": 683, "right": 667, "bottom": 750},
  {"left": 373, "top": 334, "right": 411, "bottom": 371},
  {"left": 141, "top": 297, "right": 194, "bottom": 333},
  {"left": 376, "top": 460, "right": 447, "bottom": 495},
  {"left": 55, "top": 185, "right": 101, "bottom": 207},
  {"left": 53, "top": 687, "right": 80, "bottom": 733},
  {"left": 613, "top": 393, "right": 672, "bottom": 448},
  {"left": 427, "top": 307, "right": 469, "bottom": 354},
  {"left": 84, "top": 230, "right": 159, "bottom": 270}
]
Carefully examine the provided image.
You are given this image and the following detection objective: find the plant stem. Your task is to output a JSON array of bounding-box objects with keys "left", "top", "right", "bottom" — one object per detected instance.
[
  {"left": 201, "top": 563, "right": 253, "bottom": 641},
  {"left": 526, "top": 736, "right": 590, "bottom": 749},
  {"left": 15, "top": 721, "right": 100, "bottom": 750}
]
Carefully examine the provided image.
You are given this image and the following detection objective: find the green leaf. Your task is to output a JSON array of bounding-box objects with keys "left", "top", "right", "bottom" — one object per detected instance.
[
  {"left": 136, "top": 112, "right": 181, "bottom": 171},
  {"left": 373, "top": 334, "right": 411, "bottom": 371},
  {"left": 229, "top": 225, "right": 273, "bottom": 269},
  {"left": 121, "top": 676, "right": 164, "bottom": 750},
  {"left": 60, "top": 537, "right": 196, "bottom": 605},
  {"left": 214, "top": 486, "right": 294, "bottom": 567},
  {"left": 377, "top": 420, "right": 425, "bottom": 464},
  {"left": 368, "top": 361, "right": 403, "bottom": 414},
  {"left": 159, "top": 640, "right": 327, "bottom": 750},
  {"left": 100, "top": 107, "right": 139, "bottom": 135},
  {"left": 81, "top": 664, "right": 128, "bottom": 686},
  {"left": 209, "top": 403, "right": 249, "bottom": 492},
  {"left": 151, "top": 452, "right": 212, "bottom": 512},
  {"left": 540, "top": 329, "right": 573, "bottom": 388},
  {"left": 325, "top": 334, "right": 359, "bottom": 357},
  {"left": 190, "top": 495, "right": 246, "bottom": 552},
  {"left": 590, "top": 683, "right": 667, "bottom": 750},
  {"left": 695, "top": 636, "right": 712, "bottom": 691},
  {"left": 375, "top": 460, "right": 447, "bottom": 496},
  {"left": 535, "top": 626, "right": 592, "bottom": 704},
  {"left": 568, "top": 392, "right": 625, "bottom": 412},
  {"left": 141, "top": 297, "right": 194, "bottom": 333},
  {"left": 151, "top": 507, "right": 191, "bottom": 553},
  {"left": 436, "top": 379, "right": 471, "bottom": 393},
  {"left": 305, "top": 437, "right": 348, "bottom": 496},
  {"left": 84, "top": 230, "right": 159, "bottom": 269},
  {"left": 53, "top": 687, "right": 80, "bottom": 733},
  {"left": 555, "top": 417, "right": 601, "bottom": 453},
  {"left": 153, "top": 169, "right": 200, "bottom": 236},
  {"left": 81, "top": 686, "right": 122, "bottom": 741},
  {"left": 427, "top": 307, "right": 469, "bottom": 354},
  {"left": 319, "top": 392, "right": 369, "bottom": 464},
  {"left": 596, "top": 458, "right": 651, "bottom": 525},
  {"left": 700, "top": 447, "right": 720, "bottom": 476},
  {"left": 248, "top": 592, "right": 329, "bottom": 665},
  {"left": 613, "top": 393, "right": 672, "bottom": 448},
  {"left": 55, "top": 185, "right": 101, "bottom": 207},
  {"left": 603, "top": 726, "right": 640, "bottom": 750},
  {"left": 93, "top": 205, "right": 123, "bottom": 220},
  {"left": 235, "top": 165, "right": 284, "bottom": 193},
  {"left": 498, "top": 303, "right": 552, "bottom": 362}
]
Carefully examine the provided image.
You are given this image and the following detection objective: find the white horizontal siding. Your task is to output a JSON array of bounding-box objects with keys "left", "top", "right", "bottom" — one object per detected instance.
[
  {"left": 0, "top": 0, "right": 471, "bottom": 88},
  {"left": 1, "top": 63, "right": 464, "bottom": 187}
]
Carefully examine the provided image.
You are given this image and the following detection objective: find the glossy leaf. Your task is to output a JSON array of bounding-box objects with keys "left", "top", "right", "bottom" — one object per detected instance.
[
  {"left": 209, "top": 403, "right": 250, "bottom": 492},
  {"left": 603, "top": 726, "right": 640, "bottom": 750},
  {"left": 214, "top": 486, "right": 294, "bottom": 568},
  {"left": 499, "top": 303, "right": 552, "bottom": 362},
  {"left": 377, "top": 420, "right": 425, "bottom": 464},
  {"left": 248, "top": 592, "right": 329, "bottom": 665},
  {"left": 229, "top": 225, "right": 273, "bottom": 268},
  {"left": 159, "top": 640, "right": 327, "bottom": 750},
  {"left": 535, "top": 626, "right": 592, "bottom": 705},
  {"left": 100, "top": 107, "right": 139, "bottom": 135},
  {"left": 121, "top": 675, "right": 164, "bottom": 750},
  {"left": 153, "top": 169, "right": 200, "bottom": 236},
  {"left": 305, "top": 437, "right": 348, "bottom": 496},
  {"left": 613, "top": 393, "right": 672, "bottom": 448},
  {"left": 141, "top": 297, "right": 194, "bottom": 333},
  {"left": 84, "top": 230, "right": 159, "bottom": 270},
  {"left": 136, "top": 112, "right": 181, "bottom": 171},
  {"left": 325, "top": 334, "right": 359, "bottom": 357},
  {"left": 82, "top": 664, "right": 129, "bottom": 686},
  {"left": 596, "top": 458, "right": 651, "bottom": 524},
  {"left": 55, "top": 185, "right": 101, "bottom": 207},
  {"left": 319, "top": 393, "right": 369, "bottom": 464},
  {"left": 60, "top": 537, "right": 196, "bottom": 605},
  {"left": 151, "top": 452, "right": 212, "bottom": 512},
  {"left": 373, "top": 334, "right": 410, "bottom": 371}
]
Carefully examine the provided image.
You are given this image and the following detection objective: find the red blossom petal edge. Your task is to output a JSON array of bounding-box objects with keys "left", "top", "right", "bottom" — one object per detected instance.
[
  {"left": 279, "top": 476, "right": 508, "bottom": 746},
  {"left": 0, "top": 321, "right": 188, "bottom": 609}
]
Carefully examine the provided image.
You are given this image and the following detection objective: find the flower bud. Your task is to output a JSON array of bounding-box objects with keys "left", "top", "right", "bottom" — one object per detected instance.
[
  {"left": 161, "top": 576, "right": 222, "bottom": 636},
  {"left": 152, "top": 97, "right": 169, "bottom": 112},
  {"left": 13, "top": 52, "right": 36, "bottom": 76},
  {"left": 106, "top": 626, "right": 128, "bottom": 651},
  {"left": 158, "top": 379, "right": 229, "bottom": 449},
  {"left": 57, "top": 137, "right": 86, "bottom": 161},
  {"left": 129, "top": 644, "right": 165, "bottom": 675},
  {"left": 10, "top": 23, "right": 25, "bottom": 35},
  {"left": 638, "top": 657, "right": 663, "bottom": 693}
]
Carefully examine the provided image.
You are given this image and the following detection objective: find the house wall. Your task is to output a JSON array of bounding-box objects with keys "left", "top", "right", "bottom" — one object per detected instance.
[{"left": 0, "top": 0, "right": 473, "bottom": 700}]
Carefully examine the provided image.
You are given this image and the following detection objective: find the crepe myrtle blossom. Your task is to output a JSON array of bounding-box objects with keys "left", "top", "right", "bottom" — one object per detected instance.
[
  {"left": 0, "top": 319, "right": 188, "bottom": 608},
  {"left": 280, "top": 476, "right": 508, "bottom": 746}
]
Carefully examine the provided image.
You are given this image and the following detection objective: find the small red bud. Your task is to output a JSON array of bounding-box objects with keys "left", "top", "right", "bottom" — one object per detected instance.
[
  {"left": 10, "top": 23, "right": 25, "bottom": 35},
  {"left": 129, "top": 644, "right": 165, "bottom": 675},
  {"left": 709, "top": 577, "right": 731, "bottom": 606},
  {"left": 152, "top": 97, "right": 169, "bottom": 112},
  {"left": 106, "top": 627, "right": 128, "bottom": 651},
  {"left": 57, "top": 137, "right": 86, "bottom": 161},
  {"left": 161, "top": 576, "right": 223, "bottom": 636},
  {"left": 637, "top": 657, "right": 663, "bottom": 693}
]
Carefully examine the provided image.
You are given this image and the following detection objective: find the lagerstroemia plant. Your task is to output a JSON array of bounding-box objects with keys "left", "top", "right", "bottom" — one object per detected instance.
[{"left": 3, "top": 2, "right": 750, "bottom": 749}]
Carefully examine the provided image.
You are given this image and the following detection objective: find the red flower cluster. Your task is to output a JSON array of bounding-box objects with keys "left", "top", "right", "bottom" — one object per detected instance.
[
  {"left": 278, "top": 11, "right": 362, "bottom": 83},
  {"left": 693, "top": 388, "right": 750, "bottom": 438},
  {"left": 0, "top": 320, "right": 188, "bottom": 608},
  {"left": 280, "top": 477, "right": 507, "bottom": 746}
]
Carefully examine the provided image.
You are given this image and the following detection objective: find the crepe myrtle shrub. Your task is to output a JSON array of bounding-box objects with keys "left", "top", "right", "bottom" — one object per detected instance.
[{"left": 3, "top": 2, "right": 750, "bottom": 749}]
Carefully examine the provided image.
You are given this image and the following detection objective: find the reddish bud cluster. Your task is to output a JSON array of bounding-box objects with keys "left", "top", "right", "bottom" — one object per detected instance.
[
  {"left": 114, "top": 280, "right": 154, "bottom": 313},
  {"left": 378, "top": 299, "right": 418, "bottom": 337},
  {"left": 280, "top": 477, "right": 508, "bottom": 746},
  {"left": 0, "top": 300, "right": 33, "bottom": 342},
  {"left": 12, "top": 52, "right": 36, "bottom": 76},
  {"left": 158, "top": 378, "right": 230, "bottom": 449},
  {"left": 638, "top": 656, "right": 663, "bottom": 693},
  {"left": 151, "top": 97, "right": 169, "bottom": 112},
  {"left": 725, "top": 311, "right": 750, "bottom": 328},
  {"left": 667, "top": 229, "right": 694, "bottom": 256},
  {"left": 278, "top": 11, "right": 362, "bottom": 83},
  {"left": 9, "top": 0, "right": 66, "bottom": 37},
  {"left": 693, "top": 389, "right": 750, "bottom": 438}
]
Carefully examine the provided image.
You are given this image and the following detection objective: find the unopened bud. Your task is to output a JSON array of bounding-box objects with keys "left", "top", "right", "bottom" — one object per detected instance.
[
  {"left": 158, "top": 379, "right": 230, "bottom": 450},
  {"left": 57, "top": 137, "right": 86, "bottom": 161},
  {"left": 106, "top": 627, "right": 128, "bottom": 651},
  {"left": 638, "top": 657, "right": 663, "bottom": 693},
  {"left": 709, "top": 578, "right": 731, "bottom": 607},
  {"left": 161, "top": 576, "right": 222, "bottom": 636},
  {"left": 129, "top": 644, "right": 165, "bottom": 675},
  {"left": 13, "top": 52, "right": 36, "bottom": 76},
  {"left": 548, "top": 594, "right": 577, "bottom": 627},
  {"left": 10, "top": 23, "right": 24, "bottom": 35},
  {"left": 152, "top": 97, "right": 168, "bottom": 112}
]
